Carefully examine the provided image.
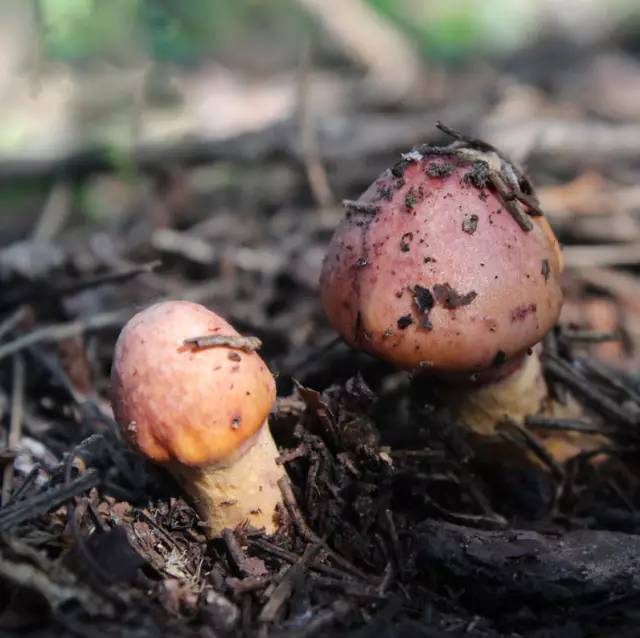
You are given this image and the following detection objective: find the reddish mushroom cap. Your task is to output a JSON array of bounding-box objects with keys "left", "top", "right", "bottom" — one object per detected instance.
[
  {"left": 320, "top": 146, "right": 563, "bottom": 373},
  {"left": 111, "top": 301, "right": 276, "bottom": 465}
]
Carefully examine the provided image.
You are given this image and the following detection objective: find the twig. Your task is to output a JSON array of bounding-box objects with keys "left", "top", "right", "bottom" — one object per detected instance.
[
  {"left": 1, "top": 354, "right": 25, "bottom": 506},
  {"left": 500, "top": 418, "right": 565, "bottom": 480},
  {"left": 575, "top": 357, "right": 640, "bottom": 406},
  {"left": 55, "top": 260, "right": 161, "bottom": 296},
  {"left": 258, "top": 542, "right": 321, "bottom": 623},
  {"left": 342, "top": 199, "right": 379, "bottom": 215},
  {"left": 560, "top": 330, "right": 620, "bottom": 343},
  {"left": 31, "top": 182, "right": 71, "bottom": 242},
  {"left": 423, "top": 495, "right": 507, "bottom": 530},
  {"left": 227, "top": 574, "right": 271, "bottom": 595},
  {"left": 278, "top": 477, "right": 376, "bottom": 582},
  {"left": 222, "top": 528, "right": 267, "bottom": 578},
  {"left": 0, "top": 307, "right": 29, "bottom": 341},
  {"left": 543, "top": 355, "right": 637, "bottom": 427},
  {"left": 384, "top": 509, "right": 404, "bottom": 579},
  {"left": 436, "top": 122, "right": 495, "bottom": 152},
  {"left": 0, "top": 307, "right": 132, "bottom": 363},
  {"left": 563, "top": 243, "right": 640, "bottom": 269},
  {"left": 310, "top": 574, "right": 384, "bottom": 600},
  {"left": 1, "top": 261, "right": 161, "bottom": 310},
  {"left": 295, "top": 0, "right": 422, "bottom": 100},
  {"left": 138, "top": 509, "right": 180, "bottom": 550},
  {"left": 6, "top": 463, "right": 40, "bottom": 505},
  {"left": 488, "top": 171, "right": 533, "bottom": 232},
  {"left": 0, "top": 470, "right": 99, "bottom": 532},
  {"left": 151, "top": 229, "right": 215, "bottom": 264},
  {"left": 525, "top": 415, "right": 617, "bottom": 436},
  {"left": 184, "top": 334, "right": 262, "bottom": 352},
  {"left": 297, "top": 39, "right": 335, "bottom": 210},
  {"left": 249, "top": 538, "right": 356, "bottom": 581},
  {"left": 278, "top": 477, "right": 320, "bottom": 543}
]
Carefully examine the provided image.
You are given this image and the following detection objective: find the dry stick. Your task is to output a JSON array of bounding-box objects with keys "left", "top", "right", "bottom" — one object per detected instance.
[
  {"left": 488, "top": 172, "right": 533, "bottom": 232},
  {"left": 563, "top": 243, "right": 640, "bottom": 269},
  {"left": 6, "top": 464, "right": 40, "bottom": 506},
  {"left": 1, "top": 354, "right": 25, "bottom": 506},
  {"left": 31, "top": 182, "right": 72, "bottom": 242},
  {"left": 258, "top": 542, "right": 321, "bottom": 623},
  {"left": 137, "top": 509, "right": 180, "bottom": 550},
  {"left": 342, "top": 199, "right": 380, "bottom": 215},
  {"left": 0, "top": 307, "right": 132, "bottom": 363},
  {"left": 183, "top": 334, "right": 262, "bottom": 352},
  {"left": 384, "top": 509, "right": 404, "bottom": 580},
  {"left": 1, "top": 261, "right": 161, "bottom": 310},
  {"left": 227, "top": 575, "right": 271, "bottom": 595},
  {"left": 278, "top": 477, "right": 373, "bottom": 582},
  {"left": 297, "top": 39, "right": 335, "bottom": 210},
  {"left": 0, "top": 470, "right": 99, "bottom": 532},
  {"left": 249, "top": 538, "right": 356, "bottom": 581},
  {"left": 544, "top": 356, "right": 637, "bottom": 428},
  {"left": 222, "top": 529, "right": 267, "bottom": 578},
  {"left": 310, "top": 574, "right": 384, "bottom": 599},
  {"left": 54, "top": 260, "right": 161, "bottom": 297},
  {"left": 560, "top": 330, "right": 620, "bottom": 343},
  {"left": 575, "top": 357, "right": 640, "bottom": 406},
  {"left": 0, "top": 307, "right": 29, "bottom": 341},
  {"left": 501, "top": 418, "right": 564, "bottom": 480},
  {"left": 525, "top": 415, "right": 618, "bottom": 436},
  {"left": 295, "top": 0, "right": 422, "bottom": 99}
]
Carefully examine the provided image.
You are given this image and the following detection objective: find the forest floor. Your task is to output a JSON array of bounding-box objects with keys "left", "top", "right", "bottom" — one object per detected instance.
[{"left": 0, "top": 35, "right": 640, "bottom": 637}]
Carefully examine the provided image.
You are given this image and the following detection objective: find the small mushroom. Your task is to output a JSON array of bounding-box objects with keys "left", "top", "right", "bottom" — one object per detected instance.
[
  {"left": 110, "top": 300, "right": 287, "bottom": 537},
  {"left": 320, "top": 129, "right": 591, "bottom": 461}
]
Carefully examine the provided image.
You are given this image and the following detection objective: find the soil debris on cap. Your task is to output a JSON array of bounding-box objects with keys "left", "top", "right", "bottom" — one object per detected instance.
[
  {"left": 462, "top": 214, "right": 479, "bottom": 234},
  {"left": 426, "top": 161, "right": 455, "bottom": 178},
  {"left": 541, "top": 259, "right": 550, "bottom": 281},
  {"left": 400, "top": 233, "right": 413, "bottom": 252},
  {"left": 433, "top": 283, "right": 478, "bottom": 309},
  {"left": 463, "top": 161, "right": 492, "bottom": 189},
  {"left": 413, "top": 285, "right": 434, "bottom": 330}
]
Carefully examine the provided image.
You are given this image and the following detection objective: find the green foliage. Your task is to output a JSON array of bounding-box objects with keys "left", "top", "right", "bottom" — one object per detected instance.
[
  {"left": 40, "top": 0, "right": 308, "bottom": 64},
  {"left": 368, "top": 0, "right": 534, "bottom": 60},
  {"left": 41, "top": 0, "right": 142, "bottom": 61}
]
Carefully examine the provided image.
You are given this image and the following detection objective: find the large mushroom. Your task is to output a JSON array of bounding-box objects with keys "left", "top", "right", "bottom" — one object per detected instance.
[
  {"left": 320, "top": 125, "right": 587, "bottom": 460},
  {"left": 110, "top": 300, "right": 287, "bottom": 537}
]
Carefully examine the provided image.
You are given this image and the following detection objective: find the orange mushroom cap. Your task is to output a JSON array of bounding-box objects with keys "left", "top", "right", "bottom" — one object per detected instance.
[
  {"left": 320, "top": 146, "right": 563, "bottom": 374},
  {"left": 111, "top": 301, "right": 276, "bottom": 466}
]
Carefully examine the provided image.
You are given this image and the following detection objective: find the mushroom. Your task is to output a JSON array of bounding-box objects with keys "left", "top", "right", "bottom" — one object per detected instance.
[
  {"left": 110, "top": 300, "right": 287, "bottom": 537},
  {"left": 319, "top": 126, "right": 589, "bottom": 461}
]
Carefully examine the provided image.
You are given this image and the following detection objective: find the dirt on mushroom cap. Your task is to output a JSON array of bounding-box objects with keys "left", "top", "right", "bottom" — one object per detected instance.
[
  {"left": 111, "top": 301, "right": 276, "bottom": 465},
  {"left": 320, "top": 150, "right": 563, "bottom": 373}
]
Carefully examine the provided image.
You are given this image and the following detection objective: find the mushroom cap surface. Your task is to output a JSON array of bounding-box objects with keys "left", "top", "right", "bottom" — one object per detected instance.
[
  {"left": 111, "top": 301, "right": 275, "bottom": 465},
  {"left": 320, "top": 152, "right": 563, "bottom": 373}
]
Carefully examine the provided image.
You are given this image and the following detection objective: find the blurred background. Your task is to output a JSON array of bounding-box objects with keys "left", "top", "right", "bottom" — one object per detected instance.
[{"left": 0, "top": 0, "right": 639, "bottom": 384}]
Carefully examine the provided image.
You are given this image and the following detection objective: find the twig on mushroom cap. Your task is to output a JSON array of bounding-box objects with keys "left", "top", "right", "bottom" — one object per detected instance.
[{"left": 184, "top": 334, "right": 262, "bottom": 352}]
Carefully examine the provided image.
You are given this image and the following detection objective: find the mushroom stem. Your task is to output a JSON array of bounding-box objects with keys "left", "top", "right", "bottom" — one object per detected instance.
[
  {"left": 447, "top": 352, "right": 548, "bottom": 436},
  {"left": 446, "top": 352, "right": 607, "bottom": 465},
  {"left": 167, "top": 422, "right": 286, "bottom": 538}
]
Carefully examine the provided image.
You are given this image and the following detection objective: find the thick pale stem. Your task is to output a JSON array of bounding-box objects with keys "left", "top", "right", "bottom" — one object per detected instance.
[
  {"left": 168, "top": 422, "right": 286, "bottom": 538},
  {"left": 448, "top": 353, "right": 607, "bottom": 464},
  {"left": 449, "top": 353, "right": 548, "bottom": 436}
]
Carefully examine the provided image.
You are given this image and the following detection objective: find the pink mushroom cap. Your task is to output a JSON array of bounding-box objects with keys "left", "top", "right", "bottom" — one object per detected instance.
[
  {"left": 111, "top": 301, "right": 276, "bottom": 466},
  {"left": 320, "top": 151, "right": 563, "bottom": 374}
]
